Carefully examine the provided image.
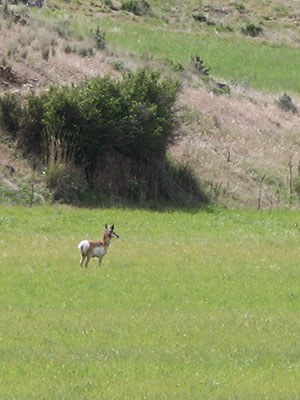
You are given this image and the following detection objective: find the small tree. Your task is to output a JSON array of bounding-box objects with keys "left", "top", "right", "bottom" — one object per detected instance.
[{"left": 94, "top": 27, "right": 106, "bottom": 50}]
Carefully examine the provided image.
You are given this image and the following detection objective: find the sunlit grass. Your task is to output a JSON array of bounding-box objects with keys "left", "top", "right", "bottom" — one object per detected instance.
[
  {"left": 1, "top": 206, "right": 300, "bottom": 398},
  {"left": 101, "top": 20, "right": 300, "bottom": 94}
]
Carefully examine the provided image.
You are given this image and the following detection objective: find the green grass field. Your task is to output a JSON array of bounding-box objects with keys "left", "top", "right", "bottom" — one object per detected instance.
[
  {"left": 102, "top": 21, "right": 300, "bottom": 94},
  {"left": 1, "top": 205, "right": 300, "bottom": 399}
]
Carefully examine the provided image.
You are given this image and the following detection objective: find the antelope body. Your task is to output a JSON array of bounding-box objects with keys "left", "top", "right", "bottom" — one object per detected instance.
[{"left": 78, "top": 224, "right": 119, "bottom": 268}]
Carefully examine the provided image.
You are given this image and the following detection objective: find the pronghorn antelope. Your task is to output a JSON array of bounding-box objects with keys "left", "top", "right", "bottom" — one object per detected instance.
[{"left": 78, "top": 224, "right": 119, "bottom": 268}]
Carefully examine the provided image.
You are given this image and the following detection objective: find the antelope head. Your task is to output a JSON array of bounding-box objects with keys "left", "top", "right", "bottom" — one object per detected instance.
[{"left": 105, "top": 224, "right": 120, "bottom": 239}]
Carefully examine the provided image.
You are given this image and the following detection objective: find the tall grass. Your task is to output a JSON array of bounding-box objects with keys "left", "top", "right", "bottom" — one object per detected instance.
[{"left": 1, "top": 205, "right": 300, "bottom": 398}]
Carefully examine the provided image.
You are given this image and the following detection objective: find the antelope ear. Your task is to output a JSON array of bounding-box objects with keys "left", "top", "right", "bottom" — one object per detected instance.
[
  {"left": 105, "top": 224, "right": 108, "bottom": 229},
  {"left": 111, "top": 224, "right": 115, "bottom": 230}
]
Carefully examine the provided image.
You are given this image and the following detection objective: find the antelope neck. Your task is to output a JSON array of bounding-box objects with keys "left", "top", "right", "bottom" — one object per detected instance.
[{"left": 102, "top": 234, "right": 111, "bottom": 249}]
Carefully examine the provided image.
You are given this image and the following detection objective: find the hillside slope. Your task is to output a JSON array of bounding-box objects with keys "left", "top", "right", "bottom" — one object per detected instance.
[
  {"left": 174, "top": 85, "right": 300, "bottom": 208},
  {"left": 1, "top": 1, "right": 300, "bottom": 208}
]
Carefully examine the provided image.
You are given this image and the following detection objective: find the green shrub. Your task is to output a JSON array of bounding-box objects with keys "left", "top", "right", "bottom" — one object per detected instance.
[
  {"left": 1, "top": 2, "right": 29, "bottom": 25},
  {"left": 241, "top": 23, "right": 263, "bottom": 37},
  {"left": 110, "top": 60, "right": 126, "bottom": 71},
  {"left": 277, "top": 93, "right": 298, "bottom": 113},
  {"left": 119, "top": 69, "right": 179, "bottom": 161},
  {"left": 0, "top": 92, "right": 21, "bottom": 136},
  {"left": 18, "top": 91, "right": 47, "bottom": 157},
  {"left": 121, "top": 0, "right": 150, "bottom": 16},
  {"left": 235, "top": 3, "right": 246, "bottom": 12},
  {"left": 7, "top": 68, "right": 206, "bottom": 207},
  {"left": 94, "top": 26, "right": 106, "bottom": 50},
  {"left": 41, "top": 85, "right": 83, "bottom": 163},
  {"left": 190, "top": 55, "right": 210, "bottom": 76}
]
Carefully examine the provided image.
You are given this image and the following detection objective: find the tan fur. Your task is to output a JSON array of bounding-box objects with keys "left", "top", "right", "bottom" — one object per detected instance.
[{"left": 78, "top": 224, "right": 119, "bottom": 268}]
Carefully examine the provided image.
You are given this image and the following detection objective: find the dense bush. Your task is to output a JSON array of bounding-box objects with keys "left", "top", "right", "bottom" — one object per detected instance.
[
  {"left": 18, "top": 91, "right": 48, "bottom": 157},
  {"left": 0, "top": 68, "right": 208, "bottom": 207},
  {"left": 0, "top": 92, "right": 21, "bottom": 136}
]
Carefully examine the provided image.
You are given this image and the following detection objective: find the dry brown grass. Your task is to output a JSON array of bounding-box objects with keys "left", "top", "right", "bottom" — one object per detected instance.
[{"left": 172, "top": 84, "right": 300, "bottom": 208}]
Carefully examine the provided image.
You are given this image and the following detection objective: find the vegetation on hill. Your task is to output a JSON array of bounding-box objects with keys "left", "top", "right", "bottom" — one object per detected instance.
[
  {"left": 0, "top": 68, "right": 208, "bottom": 207},
  {"left": 1, "top": 0, "right": 300, "bottom": 208}
]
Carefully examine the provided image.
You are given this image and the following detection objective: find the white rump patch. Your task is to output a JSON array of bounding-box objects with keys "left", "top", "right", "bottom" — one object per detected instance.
[{"left": 78, "top": 240, "right": 90, "bottom": 253}]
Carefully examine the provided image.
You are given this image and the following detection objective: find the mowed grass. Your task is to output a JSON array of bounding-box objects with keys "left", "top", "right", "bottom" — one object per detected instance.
[{"left": 1, "top": 205, "right": 300, "bottom": 399}]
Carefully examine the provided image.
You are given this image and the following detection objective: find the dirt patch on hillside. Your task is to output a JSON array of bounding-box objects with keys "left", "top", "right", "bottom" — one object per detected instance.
[
  {"left": 0, "top": 52, "right": 114, "bottom": 92},
  {"left": 0, "top": 14, "right": 114, "bottom": 91}
]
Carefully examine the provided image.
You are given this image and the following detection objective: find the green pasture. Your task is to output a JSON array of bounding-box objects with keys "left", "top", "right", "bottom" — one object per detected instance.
[
  {"left": 34, "top": 4, "right": 300, "bottom": 95},
  {"left": 1, "top": 205, "right": 300, "bottom": 399},
  {"left": 103, "top": 21, "right": 300, "bottom": 94}
]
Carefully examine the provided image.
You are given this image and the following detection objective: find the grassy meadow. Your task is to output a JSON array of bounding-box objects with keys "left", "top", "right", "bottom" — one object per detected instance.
[
  {"left": 102, "top": 21, "right": 300, "bottom": 94},
  {"left": 1, "top": 205, "right": 300, "bottom": 399}
]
